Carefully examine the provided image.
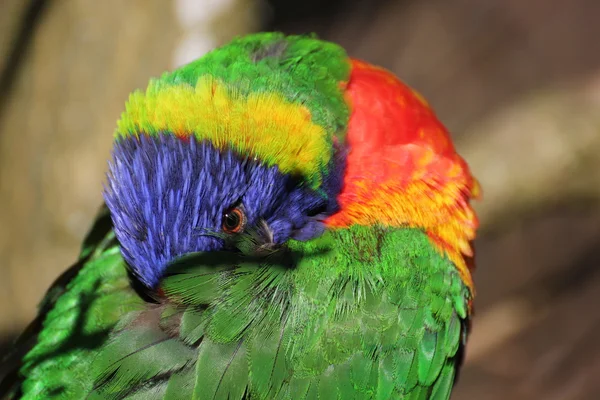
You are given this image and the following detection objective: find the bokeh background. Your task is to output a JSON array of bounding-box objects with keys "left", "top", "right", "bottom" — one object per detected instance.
[{"left": 1, "top": 0, "right": 599, "bottom": 398}]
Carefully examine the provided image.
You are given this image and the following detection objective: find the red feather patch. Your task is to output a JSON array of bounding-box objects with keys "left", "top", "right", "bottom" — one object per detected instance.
[{"left": 327, "top": 59, "right": 480, "bottom": 291}]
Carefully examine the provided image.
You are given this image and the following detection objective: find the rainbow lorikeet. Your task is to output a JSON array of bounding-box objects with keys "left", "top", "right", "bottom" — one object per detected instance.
[{"left": 0, "top": 33, "right": 480, "bottom": 399}]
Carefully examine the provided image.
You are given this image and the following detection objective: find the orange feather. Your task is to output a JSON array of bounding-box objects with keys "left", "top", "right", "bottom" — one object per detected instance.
[{"left": 326, "top": 59, "right": 480, "bottom": 291}]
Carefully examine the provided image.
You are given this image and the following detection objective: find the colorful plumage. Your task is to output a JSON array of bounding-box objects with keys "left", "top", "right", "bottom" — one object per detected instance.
[{"left": 0, "top": 33, "right": 480, "bottom": 399}]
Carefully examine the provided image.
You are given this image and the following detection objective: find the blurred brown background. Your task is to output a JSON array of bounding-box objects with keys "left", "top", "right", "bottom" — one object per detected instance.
[{"left": 1, "top": 0, "right": 599, "bottom": 398}]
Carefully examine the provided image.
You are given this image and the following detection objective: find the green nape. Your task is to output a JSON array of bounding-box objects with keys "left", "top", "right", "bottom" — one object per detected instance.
[
  {"left": 84, "top": 226, "right": 470, "bottom": 399},
  {"left": 154, "top": 32, "right": 350, "bottom": 135}
]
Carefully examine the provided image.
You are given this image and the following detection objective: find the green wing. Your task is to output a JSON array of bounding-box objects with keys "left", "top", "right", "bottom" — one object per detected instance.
[
  {"left": 0, "top": 207, "right": 143, "bottom": 399},
  {"left": 88, "top": 225, "right": 470, "bottom": 400}
]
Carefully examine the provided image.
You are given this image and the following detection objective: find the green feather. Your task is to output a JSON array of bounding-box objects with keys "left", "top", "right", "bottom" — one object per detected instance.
[
  {"left": 163, "top": 367, "right": 195, "bottom": 400},
  {"left": 429, "top": 363, "right": 456, "bottom": 400},
  {"left": 376, "top": 353, "right": 395, "bottom": 400},
  {"left": 282, "top": 375, "right": 311, "bottom": 399},
  {"left": 251, "top": 326, "right": 292, "bottom": 398},
  {"left": 318, "top": 367, "right": 340, "bottom": 400},
  {"left": 192, "top": 340, "right": 248, "bottom": 400},
  {"left": 179, "top": 307, "right": 206, "bottom": 345},
  {"left": 92, "top": 327, "right": 195, "bottom": 397}
]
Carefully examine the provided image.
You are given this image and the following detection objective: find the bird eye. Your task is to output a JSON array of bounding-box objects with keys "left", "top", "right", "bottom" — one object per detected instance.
[{"left": 222, "top": 207, "right": 246, "bottom": 234}]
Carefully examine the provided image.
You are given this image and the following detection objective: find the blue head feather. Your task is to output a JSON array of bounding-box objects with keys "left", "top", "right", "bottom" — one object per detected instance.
[{"left": 103, "top": 133, "right": 343, "bottom": 288}]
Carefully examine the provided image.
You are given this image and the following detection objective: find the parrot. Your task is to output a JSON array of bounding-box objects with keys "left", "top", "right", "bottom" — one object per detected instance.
[{"left": 0, "top": 32, "right": 480, "bottom": 399}]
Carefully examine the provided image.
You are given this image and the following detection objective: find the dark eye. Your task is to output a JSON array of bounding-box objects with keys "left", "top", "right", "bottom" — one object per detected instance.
[{"left": 222, "top": 207, "right": 246, "bottom": 234}]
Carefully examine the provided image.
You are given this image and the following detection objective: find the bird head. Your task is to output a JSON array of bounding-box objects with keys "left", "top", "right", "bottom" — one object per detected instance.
[{"left": 103, "top": 34, "right": 349, "bottom": 288}]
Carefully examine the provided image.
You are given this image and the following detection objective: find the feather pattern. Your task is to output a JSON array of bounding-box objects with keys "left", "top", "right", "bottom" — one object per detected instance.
[
  {"left": 3, "top": 33, "right": 479, "bottom": 400},
  {"left": 82, "top": 226, "right": 468, "bottom": 399}
]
